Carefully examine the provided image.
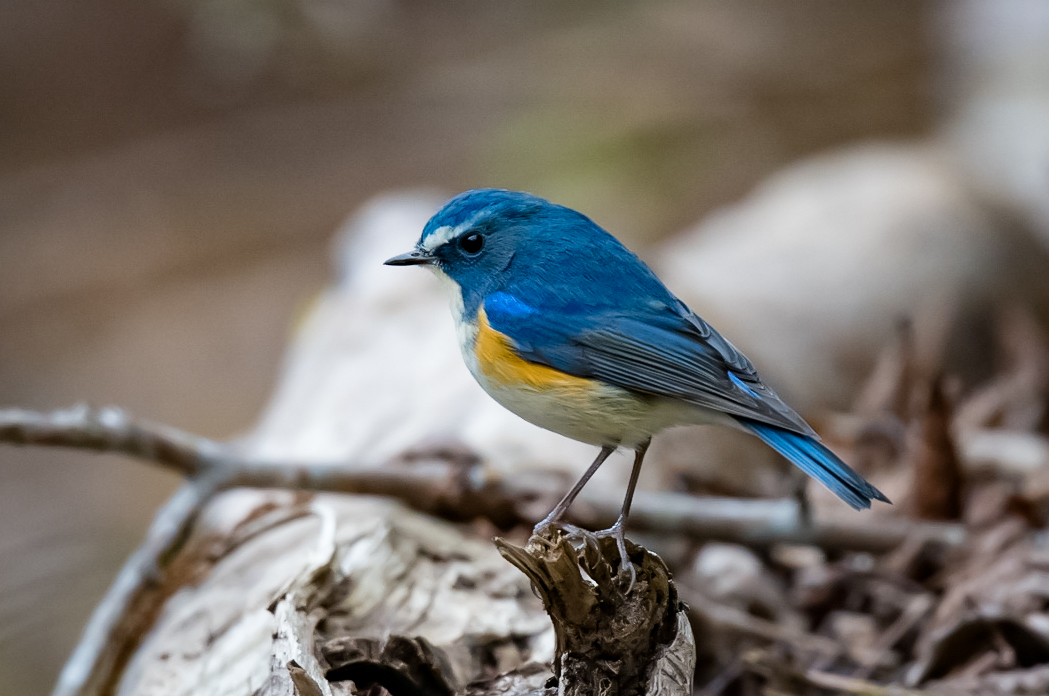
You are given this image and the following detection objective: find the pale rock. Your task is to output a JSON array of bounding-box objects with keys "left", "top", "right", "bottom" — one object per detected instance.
[
  {"left": 655, "top": 143, "right": 1037, "bottom": 410},
  {"left": 690, "top": 542, "right": 800, "bottom": 629},
  {"left": 938, "top": 0, "right": 1049, "bottom": 245},
  {"left": 691, "top": 542, "right": 765, "bottom": 600}
]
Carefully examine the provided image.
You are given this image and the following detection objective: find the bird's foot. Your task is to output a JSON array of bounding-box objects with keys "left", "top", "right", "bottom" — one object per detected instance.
[
  {"left": 531, "top": 514, "right": 586, "bottom": 553},
  {"left": 532, "top": 511, "right": 562, "bottom": 539},
  {"left": 594, "top": 520, "right": 636, "bottom": 593}
]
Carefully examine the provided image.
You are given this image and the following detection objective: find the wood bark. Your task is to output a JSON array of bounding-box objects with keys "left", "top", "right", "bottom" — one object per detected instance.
[{"left": 497, "top": 530, "right": 693, "bottom": 696}]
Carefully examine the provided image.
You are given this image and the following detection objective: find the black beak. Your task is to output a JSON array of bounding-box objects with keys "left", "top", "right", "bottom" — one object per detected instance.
[{"left": 384, "top": 249, "right": 434, "bottom": 266}]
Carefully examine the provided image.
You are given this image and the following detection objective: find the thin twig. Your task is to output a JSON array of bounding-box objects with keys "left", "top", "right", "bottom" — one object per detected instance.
[
  {"left": 804, "top": 669, "right": 934, "bottom": 695},
  {"left": 852, "top": 594, "right": 935, "bottom": 680},
  {"left": 617, "top": 491, "right": 965, "bottom": 553},
  {"left": 0, "top": 405, "right": 222, "bottom": 476},
  {"left": 679, "top": 587, "right": 841, "bottom": 658}
]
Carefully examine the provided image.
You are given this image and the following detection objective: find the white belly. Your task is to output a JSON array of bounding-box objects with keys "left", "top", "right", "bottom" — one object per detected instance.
[{"left": 478, "top": 378, "right": 713, "bottom": 448}]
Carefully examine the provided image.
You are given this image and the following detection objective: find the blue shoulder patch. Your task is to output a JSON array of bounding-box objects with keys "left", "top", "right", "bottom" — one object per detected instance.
[{"left": 485, "top": 292, "right": 538, "bottom": 318}]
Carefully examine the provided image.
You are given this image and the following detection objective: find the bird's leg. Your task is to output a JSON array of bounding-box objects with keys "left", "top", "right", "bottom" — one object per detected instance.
[
  {"left": 596, "top": 437, "right": 651, "bottom": 591},
  {"left": 533, "top": 445, "right": 616, "bottom": 536}
]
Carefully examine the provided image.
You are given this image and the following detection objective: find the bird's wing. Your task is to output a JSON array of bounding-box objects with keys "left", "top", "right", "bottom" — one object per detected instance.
[{"left": 483, "top": 292, "right": 817, "bottom": 437}]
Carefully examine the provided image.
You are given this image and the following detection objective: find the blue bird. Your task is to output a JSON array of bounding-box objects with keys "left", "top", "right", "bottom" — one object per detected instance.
[{"left": 386, "top": 189, "right": 889, "bottom": 579}]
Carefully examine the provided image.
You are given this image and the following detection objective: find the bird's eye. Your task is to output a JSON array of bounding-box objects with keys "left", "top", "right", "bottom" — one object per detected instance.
[{"left": 458, "top": 232, "right": 484, "bottom": 255}]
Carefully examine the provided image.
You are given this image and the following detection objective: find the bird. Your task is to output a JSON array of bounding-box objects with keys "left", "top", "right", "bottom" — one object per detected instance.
[{"left": 385, "top": 188, "right": 889, "bottom": 582}]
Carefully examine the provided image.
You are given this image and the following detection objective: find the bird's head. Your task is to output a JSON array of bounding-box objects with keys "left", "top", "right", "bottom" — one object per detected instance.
[
  {"left": 385, "top": 188, "right": 655, "bottom": 321},
  {"left": 384, "top": 189, "right": 583, "bottom": 306}
]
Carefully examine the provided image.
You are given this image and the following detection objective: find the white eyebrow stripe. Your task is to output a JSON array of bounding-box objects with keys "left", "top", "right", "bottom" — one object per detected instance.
[
  {"left": 421, "top": 225, "right": 456, "bottom": 251},
  {"left": 420, "top": 211, "right": 487, "bottom": 251}
]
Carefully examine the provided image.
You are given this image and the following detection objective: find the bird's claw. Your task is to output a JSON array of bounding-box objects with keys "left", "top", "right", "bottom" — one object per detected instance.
[
  {"left": 595, "top": 521, "right": 636, "bottom": 593},
  {"left": 617, "top": 558, "right": 636, "bottom": 594},
  {"left": 532, "top": 509, "right": 562, "bottom": 539},
  {"left": 535, "top": 515, "right": 636, "bottom": 592},
  {"left": 533, "top": 516, "right": 582, "bottom": 539}
]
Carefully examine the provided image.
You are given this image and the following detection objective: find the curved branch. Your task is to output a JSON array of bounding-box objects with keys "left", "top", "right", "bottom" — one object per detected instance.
[
  {"left": 0, "top": 405, "right": 965, "bottom": 553},
  {"left": 0, "top": 405, "right": 220, "bottom": 476}
]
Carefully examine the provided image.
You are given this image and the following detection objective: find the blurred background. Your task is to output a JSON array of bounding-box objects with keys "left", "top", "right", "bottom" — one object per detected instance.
[{"left": 1, "top": 1, "right": 1048, "bottom": 693}]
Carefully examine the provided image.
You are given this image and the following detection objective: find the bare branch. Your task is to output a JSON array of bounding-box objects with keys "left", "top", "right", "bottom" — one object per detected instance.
[
  {"left": 0, "top": 404, "right": 220, "bottom": 477},
  {"left": 618, "top": 491, "right": 965, "bottom": 553},
  {"left": 0, "top": 405, "right": 966, "bottom": 554}
]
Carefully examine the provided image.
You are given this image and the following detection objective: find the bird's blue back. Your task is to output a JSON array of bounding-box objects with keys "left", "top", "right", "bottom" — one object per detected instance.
[{"left": 422, "top": 189, "right": 675, "bottom": 317}]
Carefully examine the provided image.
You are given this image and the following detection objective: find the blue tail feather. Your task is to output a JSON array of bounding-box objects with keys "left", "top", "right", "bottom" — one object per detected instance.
[{"left": 739, "top": 419, "right": 890, "bottom": 510}]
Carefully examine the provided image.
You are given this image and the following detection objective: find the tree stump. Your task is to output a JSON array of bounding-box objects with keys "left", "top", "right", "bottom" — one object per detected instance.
[{"left": 497, "top": 527, "right": 694, "bottom": 696}]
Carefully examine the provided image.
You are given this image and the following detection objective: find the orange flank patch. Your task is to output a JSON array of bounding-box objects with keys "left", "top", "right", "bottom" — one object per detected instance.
[{"left": 474, "top": 308, "right": 595, "bottom": 393}]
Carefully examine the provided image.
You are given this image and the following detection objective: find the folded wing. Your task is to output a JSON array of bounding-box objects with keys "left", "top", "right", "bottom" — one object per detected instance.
[{"left": 485, "top": 293, "right": 815, "bottom": 437}]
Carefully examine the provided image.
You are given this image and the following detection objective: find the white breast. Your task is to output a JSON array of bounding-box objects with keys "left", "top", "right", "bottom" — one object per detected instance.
[{"left": 428, "top": 267, "right": 478, "bottom": 363}]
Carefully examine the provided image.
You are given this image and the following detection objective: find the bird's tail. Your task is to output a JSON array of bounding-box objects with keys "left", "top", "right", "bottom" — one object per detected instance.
[{"left": 738, "top": 419, "right": 890, "bottom": 510}]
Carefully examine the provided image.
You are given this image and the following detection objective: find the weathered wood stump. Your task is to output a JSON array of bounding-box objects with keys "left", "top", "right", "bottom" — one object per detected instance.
[{"left": 497, "top": 527, "right": 694, "bottom": 696}]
